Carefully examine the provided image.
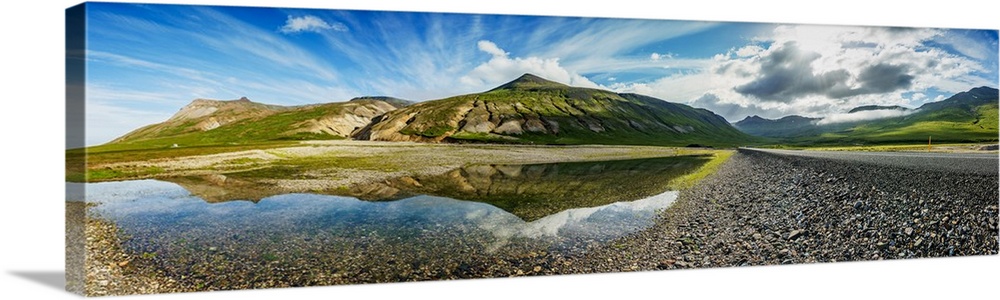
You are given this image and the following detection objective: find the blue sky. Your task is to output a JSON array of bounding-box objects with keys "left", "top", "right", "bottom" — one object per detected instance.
[{"left": 79, "top": 2, "right": 999, "bottom": 145}]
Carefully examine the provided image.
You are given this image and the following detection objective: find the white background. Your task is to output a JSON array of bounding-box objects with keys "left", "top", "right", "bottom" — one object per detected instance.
[{"left": 1, "top": 1, "right": 997, "bottom": 299}]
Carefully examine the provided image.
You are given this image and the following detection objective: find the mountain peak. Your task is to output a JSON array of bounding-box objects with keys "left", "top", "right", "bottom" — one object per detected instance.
[
  {"left": 970, "top": 86, "right": 998, "bottom": 93},
  {"left": 188, "top": 97, "right": 254, "bottom": 106},
  {"left": 511, "top": 73, "right": 549, "bottom": 83},
  {"left": 735, "top": 115, "right": 768, "bottom": 125},
  {"left": 490, "top": 73, "right": 568, "bottom": 91},
  {"left": 167, "top": 97, "right": 281, "bottom": 123},
  {"left": 966, "top": 86, "right": 999, "bottom": 100},
  {"left": 917, "top": 86, "right": 999, "bottom": 111}
]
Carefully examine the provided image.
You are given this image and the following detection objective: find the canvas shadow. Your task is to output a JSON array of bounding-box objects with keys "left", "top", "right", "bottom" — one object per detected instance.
[{"left": 9, "top": 271, "right": 65, "bottom": 292}]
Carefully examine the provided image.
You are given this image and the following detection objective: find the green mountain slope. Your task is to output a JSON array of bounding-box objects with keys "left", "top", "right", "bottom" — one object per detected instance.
[
  {"left": 734, "top": 86, "right": 999, "bottom": 145},
  {"left": 112, "top": 97, "right": 287, "bottom": 143},
  {"left": 108, "top": 97, "right": 405, "bottom": 150},
  {"left": 357, "top": 74, "right": 754, "bottom": 146},
  {"left": 816, "top": 87, "right": 998, "bottom": 144}
]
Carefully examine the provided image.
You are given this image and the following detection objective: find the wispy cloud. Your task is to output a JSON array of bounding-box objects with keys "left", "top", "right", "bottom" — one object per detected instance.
[
  {"left": 934, "top": 30, "right": 997, "bottom": 61},
  {"left": 534, "top": 19, "right": 716, "bottom": 62},
  {"left": 280, "top": 15, "right": 348, "bottom": 34},
  {"left": 650, "top": 52, "right": 672, "bottom": 61},
  {"left": 81, "top": 3, "right": 998, "bottom": 144},
  {"left": 192, "top": 8, "right": 342, "bottom": 82},
  {"left": 86, "top": 50, "right": 217, "bottom": 85},
  {"left": 816, "top": 108, "right": 917, "bottom": 125}
]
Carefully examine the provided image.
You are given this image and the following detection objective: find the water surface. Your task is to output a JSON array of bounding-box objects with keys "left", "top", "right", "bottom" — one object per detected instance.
[{"left": 81, "top": 156, "right": 707, "bottom": 287}]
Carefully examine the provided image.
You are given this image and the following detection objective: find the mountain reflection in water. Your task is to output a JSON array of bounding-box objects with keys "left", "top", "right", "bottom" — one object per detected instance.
[
  {"left": 164, "top": 155, "right": 710, "bottom": 221},
  {"left": 78, "top": 156, "right": 708, "bottom": 286}
]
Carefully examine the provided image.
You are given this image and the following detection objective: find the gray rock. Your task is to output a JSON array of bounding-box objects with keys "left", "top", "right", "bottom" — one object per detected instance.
[{"left": 788, "top": 229, "right": 805, "bottom": 240}]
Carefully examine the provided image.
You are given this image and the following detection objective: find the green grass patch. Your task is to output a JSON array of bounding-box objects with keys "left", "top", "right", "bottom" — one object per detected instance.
[
  {"left": 400, "top": 125, "right": 455, "bottom": 138},
  {"left": 225, "top": 154, "right": 404, "bottom": 180},
  {"left": 220, "top": 157, "right": 262, "bottom": 165},
  {"left": 273, "top": 132, "right": 345, "bottom": 141},
  {"left": 67, "top": 141, "right": 297, "bottom": 182},
  {"left": 801, "top": 143, "right": 997, "bottom": 152},
  {"left": 226, "top": 166, "right": 307, "bottom": 179},
  {"left": 261, "top": 253, "right": 279, "bottom": 262},
  {"left": 667, "top": 150, "right": 734, "bottom": 190},
  {"left": 84, "top": 166, "right": 164, "bottom": 182}
]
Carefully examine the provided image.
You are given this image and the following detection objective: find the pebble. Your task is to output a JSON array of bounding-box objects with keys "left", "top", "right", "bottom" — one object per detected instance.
[{"left": 788, "top": 229, "right": 805, "bottom": 240}]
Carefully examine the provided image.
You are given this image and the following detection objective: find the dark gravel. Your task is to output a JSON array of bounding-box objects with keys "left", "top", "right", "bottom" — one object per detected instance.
[
  {"left": 749, "top": 148, "right": 999, "bottom": 175},
  {"left": 556, "top": 149, "right": 999, "bottom": 273}
]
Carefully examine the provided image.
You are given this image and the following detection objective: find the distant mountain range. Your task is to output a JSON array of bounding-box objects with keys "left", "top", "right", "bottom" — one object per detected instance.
[
  {"left": 107, "top": 75, "right": 996, "bottom": 149},
  {"left": 734, "top": 86, "right": 998, "bottom": 144},
  {"left": 109, "top": 73, "right": 753, "bottom": 148}
]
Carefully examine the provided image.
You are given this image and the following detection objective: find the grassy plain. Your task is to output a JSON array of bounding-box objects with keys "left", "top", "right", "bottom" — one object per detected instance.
[
  {"left": 69, "top": 140, "right": 734, "bottom": 198},
  {"left": 794, "top": 143, "right": 999, "bottom": 153}
]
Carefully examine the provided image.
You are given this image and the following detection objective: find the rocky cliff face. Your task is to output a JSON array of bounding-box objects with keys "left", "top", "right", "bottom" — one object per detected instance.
[{"left": 290, "top": 100, "right": 399, "bottom": 137}]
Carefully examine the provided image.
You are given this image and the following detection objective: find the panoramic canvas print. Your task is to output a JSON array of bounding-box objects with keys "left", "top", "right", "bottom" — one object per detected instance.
[{"left": 66, "top": 2, "right": 999, "bottom": 296}]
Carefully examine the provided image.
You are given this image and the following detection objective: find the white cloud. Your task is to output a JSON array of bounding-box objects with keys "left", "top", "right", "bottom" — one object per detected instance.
[
  {"left": 688, "top": 93, "right": 768, "bottom": 121},
  {"left": 816, "top": 109, "right": 916, "bottom": 125},
  {"left": 610, "top": 25, "right": 993, "bottom": 122},
  {"left": 478, "top": 40, "right": 508, "bottom": 57},
  {"left": 755, "top": 25, "right": 987, "bottom": 95},
  {"left": 460, "top": 40, "right": 599, "bottom": 89},
  {"left": 280, "top": 15, "right": 347, "bottom": 34},
  {"left": 650, "top": 52, "right": 673, "bottom": 61},
  {"left": 734, "top": 45, "right": 764, "bottom": 57},
  {"left": 609, "top": 71, "right": 733, "bottom": 102}
]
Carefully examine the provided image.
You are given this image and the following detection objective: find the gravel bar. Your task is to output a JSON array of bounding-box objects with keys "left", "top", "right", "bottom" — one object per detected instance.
[{"left": 559, "top": 148, "right": 999, "bottom": 272}]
